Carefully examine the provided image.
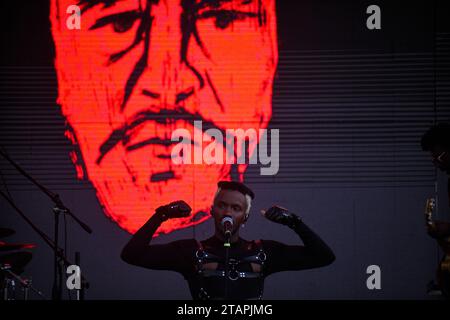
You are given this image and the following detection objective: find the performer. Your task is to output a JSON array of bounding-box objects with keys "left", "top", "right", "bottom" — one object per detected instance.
[
  {"left": 121, "top": 181, "right": 335, "bottom": 300},
  {"left": 421, "top": 122, "right": 450, "bottom": 297},
  {"left": 421, "top": 123, "right": 450, "bottom": 239}
]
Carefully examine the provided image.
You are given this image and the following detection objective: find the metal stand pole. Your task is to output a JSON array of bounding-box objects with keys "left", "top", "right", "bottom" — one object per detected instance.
[{"left": 224, "top": 234, "right": 231, "bottom": 299}]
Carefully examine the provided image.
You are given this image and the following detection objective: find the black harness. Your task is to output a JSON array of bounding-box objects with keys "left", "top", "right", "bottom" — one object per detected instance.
[{"left": 194, "top": 240, "right": 267, "bottom": 300}]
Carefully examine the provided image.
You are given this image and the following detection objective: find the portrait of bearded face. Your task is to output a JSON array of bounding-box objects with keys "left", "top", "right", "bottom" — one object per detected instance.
[{"left": 49, "top": 0, "right": 278, "bottom": 235}]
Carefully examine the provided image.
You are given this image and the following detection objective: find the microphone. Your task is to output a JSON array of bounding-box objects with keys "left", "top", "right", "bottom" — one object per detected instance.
[{"left": 221, "top": 216, "right": 234, "bottom": 238}]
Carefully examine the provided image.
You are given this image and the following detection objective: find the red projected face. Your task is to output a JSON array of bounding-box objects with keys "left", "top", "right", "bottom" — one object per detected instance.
[{"left": 50, "top": 0, "right": 278, "bottom": 235}]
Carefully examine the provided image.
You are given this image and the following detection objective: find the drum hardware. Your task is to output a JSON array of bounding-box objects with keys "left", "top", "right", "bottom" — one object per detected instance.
[
  {"left": 0, "top": 147, "right": 92, "bottom": 300},
  {"left": 1, "top": 263, "right": 45, "bottom": 300}
]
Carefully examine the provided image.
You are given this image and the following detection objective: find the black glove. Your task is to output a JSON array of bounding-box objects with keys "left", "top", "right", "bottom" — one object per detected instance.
[
  {"left": 156, "top": 200, "right": 192, "bottom": 221},
  {"left": 262, "top": 205, "right": 301, "bottom": 228}
]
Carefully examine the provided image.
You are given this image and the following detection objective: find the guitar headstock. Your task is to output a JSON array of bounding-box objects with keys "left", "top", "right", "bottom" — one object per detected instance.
[{"left": 425, "top": 198, "right": 435, "bottom": 226}]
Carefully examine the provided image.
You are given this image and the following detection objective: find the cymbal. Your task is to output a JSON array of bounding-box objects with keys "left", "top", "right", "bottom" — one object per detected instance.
[
  {"left": 0, "top": 228, "right": 15, "bottom": 238},
  {"left": 0, "top": 241, "right": 36, "bottom": 252},
  {"left": 0, "top": 251, "right": 33, "bottom": 275}
]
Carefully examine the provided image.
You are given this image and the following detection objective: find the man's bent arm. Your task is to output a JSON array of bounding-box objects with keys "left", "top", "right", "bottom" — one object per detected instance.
[
  {"left": 263, "top": 219, "right": 335, "bottom": 275},
  {"left": 121, "top": 212, "right": 189, "bottom": 272}
]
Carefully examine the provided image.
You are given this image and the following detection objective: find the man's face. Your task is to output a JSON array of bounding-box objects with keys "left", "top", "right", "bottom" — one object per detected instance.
[
  {"left": 50, "top": 0, "right": 278, "bottom": 234},
  {"left": 211, "top": 189, "right": 247, "bottom": 236}
]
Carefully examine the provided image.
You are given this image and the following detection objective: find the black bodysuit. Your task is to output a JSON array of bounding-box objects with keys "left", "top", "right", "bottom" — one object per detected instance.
[{"left": 121, "top": 213, "right": 335, "bottom": 300}]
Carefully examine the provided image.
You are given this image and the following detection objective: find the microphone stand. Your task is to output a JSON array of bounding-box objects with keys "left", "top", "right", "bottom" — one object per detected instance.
[
  {"left": 0, "top": 147, "right": 92, "bottom": 300},
  {"left": 0, "top": 190, "right": 90, "bottom": 300},
  {"left": 75, "top": 251, "right": 85, "bottom": 300},
  {"left": 223, "top": 231, "right": 231, "bottom": 299}
]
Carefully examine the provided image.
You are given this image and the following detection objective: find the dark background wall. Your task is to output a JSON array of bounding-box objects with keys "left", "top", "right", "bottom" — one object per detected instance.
[{"left": 0, "top": 0, "right": 449, "bottom": 299}]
